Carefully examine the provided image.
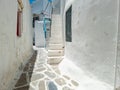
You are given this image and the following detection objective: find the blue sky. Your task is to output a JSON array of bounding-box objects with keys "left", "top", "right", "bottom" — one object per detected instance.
[{"left": 29, "top": 0, "right": 36, "bottom": 4}]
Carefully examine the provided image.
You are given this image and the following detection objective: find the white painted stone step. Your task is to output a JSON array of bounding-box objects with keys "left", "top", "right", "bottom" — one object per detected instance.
[
  {"left": 49, "top": 39, "right": 63, "bottom": 43},
  {"left": 47, "top": 56, "right": 64, "bottom": 64},
  {"left": 52, "top": 15, "right": 61, "bottom": 19},
  {"left": 52, "top": 19, "right": 61, "bottom": 22},
  {"left": 49, "top": 39, "right": 63, "bottom": 44},
  {"left": 50, "top": 37, "right": 63, "bottom": 41},
  {"left": 51, "top": 23, "right": 62, "bottom": 25},
  {"left": 51, "top": 29, "right": 62, "bottom": 32},
  {"left": 49, "top": 44, "right": 64, "bottom": 50},
  {"left": 51, "top": 31, "right": 62, "bottom": 34},
  {"left": 48, "top": 50, "right": 64, "bottom": 57},
  {"left": 49, "top": 40, "right": 63, "bottom": 43}
]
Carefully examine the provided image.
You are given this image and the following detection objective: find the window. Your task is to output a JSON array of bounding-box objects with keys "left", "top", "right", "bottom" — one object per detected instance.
[
  {"left": 66, "top": 6, "right": 72, "bottom": 42},
  {"left": 17, "top": 0, "right": 23, "bottom": 37}
]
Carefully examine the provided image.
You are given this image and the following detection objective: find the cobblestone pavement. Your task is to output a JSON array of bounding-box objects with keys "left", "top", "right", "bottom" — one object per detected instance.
[
  {"left": 29, "top": 48, "right": 79, "bottom": 90},
  {"left": 13, "top": 48, "right": 79, "bottom": 90}
]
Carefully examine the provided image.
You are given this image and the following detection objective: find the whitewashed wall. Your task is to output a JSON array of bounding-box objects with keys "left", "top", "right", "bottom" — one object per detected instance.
[
  {"left": 0, "top": 0, "right": 33, "bottom": 90},
  {"left": 63, "top": 0, "right": 119, "bottom": 90}
]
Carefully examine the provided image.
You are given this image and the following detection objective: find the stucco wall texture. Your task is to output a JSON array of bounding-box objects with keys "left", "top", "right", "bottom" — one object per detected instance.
[
  {"left": 0, "top": 0, "right": 33, "bottom": 90},
  {"left": 64, "top": 0, "right": 119, "bottom": 89}
]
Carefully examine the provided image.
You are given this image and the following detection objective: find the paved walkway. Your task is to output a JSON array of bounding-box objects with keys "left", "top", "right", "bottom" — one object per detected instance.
[
  {"left": 13, "top": 48, "right": 79, "bottom": 90},
  {"left": 29, "top": 48, "right": 79, "bottom": 90},
  {"left": 13, "top": 47, "right": 113, "bottom": 90}
]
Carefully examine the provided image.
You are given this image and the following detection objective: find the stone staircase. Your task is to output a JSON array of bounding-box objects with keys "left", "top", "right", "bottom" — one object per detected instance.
[{"left": 47, "top": 15, "right": 64, "bottom": 65}]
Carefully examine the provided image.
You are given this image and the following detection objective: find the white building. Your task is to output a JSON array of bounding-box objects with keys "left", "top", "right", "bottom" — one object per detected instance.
[
  {"left": 0, "top": 0, "right": 120, "bottom": 90},
  {"left": 0, "top": 0, "right": 33, "bottom": 90},
  {"left": 60, "top": 0, "right": 120, "bottom": 90}
]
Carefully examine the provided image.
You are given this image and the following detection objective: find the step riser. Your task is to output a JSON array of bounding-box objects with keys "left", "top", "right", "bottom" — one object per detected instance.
[
  {"left": 49, "top": 45, "right": 64, "bottom": 50},
  {"left": 48, "top": 50, "right": 64, "bottom": 56},
  {"left": 49, "top": 41, "right": 63, "bottom": 43},
  {"left": 50, "top": 38, "right": 63, "bottom": 40},
  {"left": 47, "top": 57, "right": 63, "bottom": 65},
  {"left": 49, "top": 42, "right": 63, "bottom": 45}
]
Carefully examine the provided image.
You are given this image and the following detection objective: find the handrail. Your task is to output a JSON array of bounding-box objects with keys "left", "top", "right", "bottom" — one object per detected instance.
[
  {"left": 43, "top": 18, "right": 52, "bottom": 48},
  {"left": 42, "top": 0, "right": 53, "bottom": 48}
]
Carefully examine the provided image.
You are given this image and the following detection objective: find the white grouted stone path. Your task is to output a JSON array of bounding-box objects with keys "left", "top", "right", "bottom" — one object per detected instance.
[{"left": 29, "top": 48, "right": 79, "bottom": 90}]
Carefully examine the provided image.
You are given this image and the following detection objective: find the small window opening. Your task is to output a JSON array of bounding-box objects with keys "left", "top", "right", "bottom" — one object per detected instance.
[{"left": 66, "top": 5, "right": 72, "bottom": 42}]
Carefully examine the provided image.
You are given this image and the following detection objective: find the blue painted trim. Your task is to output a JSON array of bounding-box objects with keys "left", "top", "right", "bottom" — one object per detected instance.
[
  {"left": 43, "top": 18, "right": 51, "bottom": 48},
  {"left": 48, "top": 0, "right": 53, "bottom": 3},
  {"left": 29, "top": 0, "right": 36, "bottom": 4},
  {"left": 43, "top": 18, "right": 46, "bottom": 48},
  {"left": 43, "top": 18, "right": 46, "bottom": 38}
]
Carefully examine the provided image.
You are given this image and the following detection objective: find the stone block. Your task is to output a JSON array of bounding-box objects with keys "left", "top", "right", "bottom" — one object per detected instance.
[
  {"left": 44, "top": 71, "right": 56, "bottom": 79},
  {"left": 49, "top": 44, "right": 64, "bottom": 50},
  {"left": 39, "top": 80, "right": 46, "bottom": 90},
  {"left": 71, "top": 80, "right": 79, "bottom": 86},
  {"left": 63, "top": 75, "right": 70, "bottom": 80},
  {"left": 62, "top": 86, "right": 74, "bottom": 90},
  {"left": 48, "top": 50, "right": 64, "bottom": 57},
  {"left": 48, "top": 81, "right": 58, "bottom": 90},
  {"left": 31, "top": 74, "right": 44, "bottom": 81},
  {"left": 55, "top": 78, "right": 66, "bottom": 86}
]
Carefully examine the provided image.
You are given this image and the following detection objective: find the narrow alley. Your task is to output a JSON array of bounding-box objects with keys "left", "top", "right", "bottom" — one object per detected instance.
[
  {"left": 0, "top": 0, "right": 120, "bottom": 90},
  {"left": 13, "top": 47, "right": 79, "bottom": 90}
]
